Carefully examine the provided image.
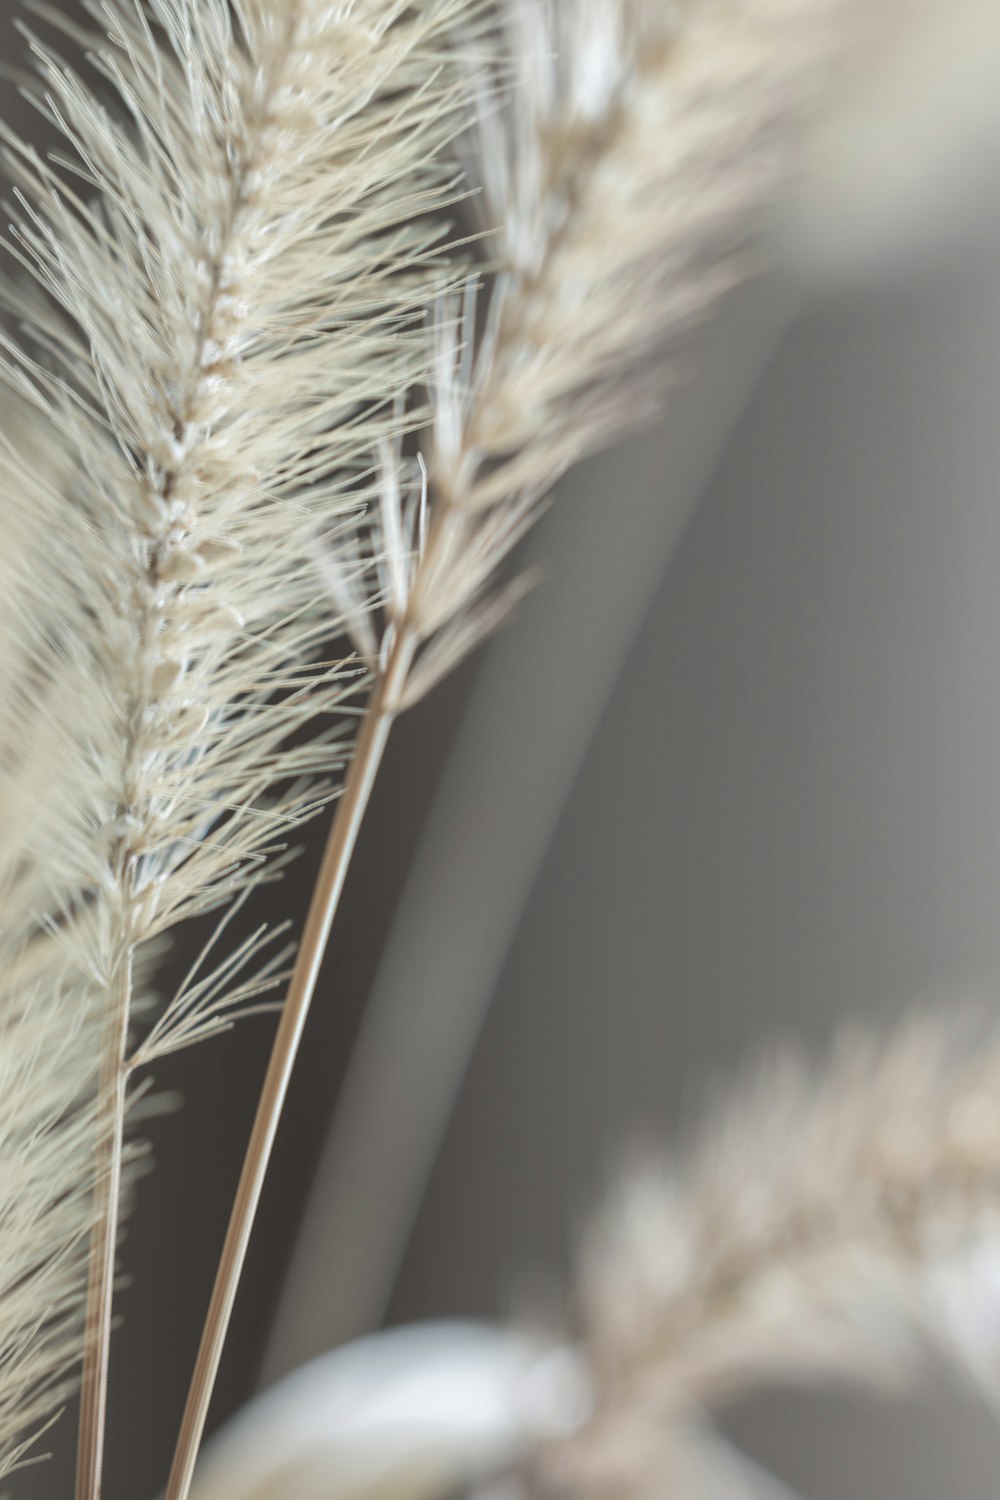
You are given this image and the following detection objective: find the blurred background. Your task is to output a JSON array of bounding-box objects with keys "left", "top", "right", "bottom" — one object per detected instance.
[{"left": 6, "top": 3, "right": 1000, "bottom": 1497}]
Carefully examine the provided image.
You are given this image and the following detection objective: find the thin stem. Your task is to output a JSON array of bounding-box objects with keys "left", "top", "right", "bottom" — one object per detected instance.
[
  {"left": 75, "top": 953, "right": 132, "bottom": 1500},
  {"left": 164, "top": 627, "right": 415, "bottom": 1500}
]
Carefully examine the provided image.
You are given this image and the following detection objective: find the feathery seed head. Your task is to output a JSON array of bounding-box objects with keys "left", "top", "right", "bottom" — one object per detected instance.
[
  {"left": 559, "top": 1020, "right": 1000, "bottom": 1494},
  {"left": 0, "top": 0, "right": 473, "bottom": 1471}
]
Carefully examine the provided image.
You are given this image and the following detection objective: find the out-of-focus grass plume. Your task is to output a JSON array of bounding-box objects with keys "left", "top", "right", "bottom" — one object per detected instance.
[{"left": 557, "top": 1020, "right": 1000, "bottom": 1494}]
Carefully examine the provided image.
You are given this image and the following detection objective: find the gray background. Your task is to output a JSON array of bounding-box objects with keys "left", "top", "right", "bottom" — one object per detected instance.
[
  {"left": 272, "top": 226, "right": 1000, "bottom": 1497},
  {"left": 386, "top": 241, "right": 1000, "bottom": 1499}
]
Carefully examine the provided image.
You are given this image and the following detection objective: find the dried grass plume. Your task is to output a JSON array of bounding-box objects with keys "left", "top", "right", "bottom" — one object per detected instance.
[{"left": 555, "top": 1019, "right": 1000, "bottom": 1493}]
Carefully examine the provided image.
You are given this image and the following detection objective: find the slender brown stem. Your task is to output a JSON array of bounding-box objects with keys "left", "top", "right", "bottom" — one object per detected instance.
[
  {"left": 164, "top": 629, "right": 415, "bottom": 1500},
  {"left": 75, "top": 954, "right": 132, "bottom": 1500}
]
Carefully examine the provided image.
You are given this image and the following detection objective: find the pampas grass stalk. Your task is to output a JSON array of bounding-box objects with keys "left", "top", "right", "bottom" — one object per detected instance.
[
  {"left": 0, "top": 0, "right": 470, "bottom": 1489},
  {"left": 166, "top": 1, "right": 884, "bottom": 1494}
]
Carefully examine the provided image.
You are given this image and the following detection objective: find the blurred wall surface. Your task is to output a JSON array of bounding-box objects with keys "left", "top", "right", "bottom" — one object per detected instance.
[{"left": 347, "top": 236, "right": 1000, "bottom": 1498}]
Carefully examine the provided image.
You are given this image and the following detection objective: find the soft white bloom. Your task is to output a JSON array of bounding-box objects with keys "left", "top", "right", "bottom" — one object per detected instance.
[{"left": 191, "top": 1324, "right": 590, "bottom": 1500}]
